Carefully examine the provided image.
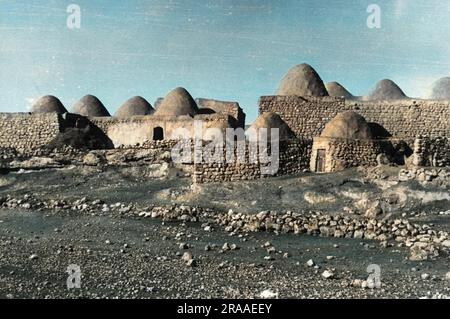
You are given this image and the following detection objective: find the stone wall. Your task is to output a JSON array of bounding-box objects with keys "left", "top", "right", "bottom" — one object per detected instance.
[
  {"left": 0, "top": 113, "right": 62, "bottom": 155},
  {"left": 311, "top": 137, "right": 388, "bottom": 172},
  {"left": 196, "top": 98, "right": 246, "bottom": 129},
  {"left": 193, "top": 139, "right": 311, "bottom": 183},
  {"left": 413, "top": 136, "right": 450, "bottom": 167},
  {"left": 259, "top": 96, "right": 450, "bottom": 140}
]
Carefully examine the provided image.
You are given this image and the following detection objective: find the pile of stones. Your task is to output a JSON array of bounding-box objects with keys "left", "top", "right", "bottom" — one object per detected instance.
[
  {"left": 398, "top": 167, "right": 450, "bottom": 184},
  {"left": 141, "top": 206, "right": 449, "bottom": 262},
  {"left": 1, "top": 194, "right": 449, "bottom": 261}
]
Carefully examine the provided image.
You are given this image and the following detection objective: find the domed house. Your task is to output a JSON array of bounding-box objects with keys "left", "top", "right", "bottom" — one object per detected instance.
[
  {"left": 325, "top": 82, "right": 354, "bottom": 98},
  {"left": 71, "top": 95, "right": 111, "bottom": 117},
  {"left": 31, "top": 95, "right": 67, "bottom": 114},
  {"left": 276, "top": 64, "right": 329, "bottom": 97},
  {"left": 428, "top": 77, "right": 450, "bottom": 100},
  {"left": 311, "top": 111, "right": 387, "bottom": 173},
  {"left": 114, "top": 96, "right": 154, "bottom": 118},
  {"left": 320, "top": 111, "right": 372, "bottom": 140},
  {"left": 366, "top": 79, "right": 408, "bottom": 101},
  {"left": 154, "top": 87, "right": 198, "bottom": 117},
  {"left": 246, "top": 112, "right": 295, "bottom": 141}
]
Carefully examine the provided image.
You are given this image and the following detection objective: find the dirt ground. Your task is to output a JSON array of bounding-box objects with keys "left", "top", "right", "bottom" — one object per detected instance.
[{"left": 0, "top": 166, "right": 449, "bottom": 299}]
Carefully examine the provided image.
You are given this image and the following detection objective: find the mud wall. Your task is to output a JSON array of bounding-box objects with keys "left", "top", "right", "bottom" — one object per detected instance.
[
  {"left": 0, "top": 113, "right": 62, "bottom": 155},
  {"left": 259, "top": 97, "right": 450, "bottom": 139},
  {"left": 90, "top": 114, "right": 233, "bottom": 148},
  {"left": 193, "top": 139, "right": 311, "bottom": 183},
  {"left": 413, "top": 137, "right": 450, "bottom": 167}
]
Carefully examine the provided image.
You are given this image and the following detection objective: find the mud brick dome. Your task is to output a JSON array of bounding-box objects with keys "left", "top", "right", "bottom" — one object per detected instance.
[
  {"left": 248, "top": 112, "right": 295, "bottom": 141},
  {"left": 114, "top": 96, "right": 154, "bottom": 118},
  {"left": 276, "top": 63, "right": 329, "bottom": 97},
  {"left": 71, "top": 95, "right": 111, "bottom": 117},
  {"left": 428, "top": 77, "right": 450, "bottom": 100},
  {"left": 367, "top": 79, "right": 407, "bottom": 101},
  {"left": 31, "top": 95, "right": 68, "bottom": 114},
  {"left": 154, "top": 87, "right": 199, "bottom": 117},
  {"left": 325, "top": 82, "right": 353, "bottom": 98},
  {"left": 321, "top": 111, "right": 373, "bottom": 140}
]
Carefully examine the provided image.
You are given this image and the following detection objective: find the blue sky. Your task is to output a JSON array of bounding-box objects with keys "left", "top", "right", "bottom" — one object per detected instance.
[{"left": 0, "top": 0, "right": 449, "bottom": 121}]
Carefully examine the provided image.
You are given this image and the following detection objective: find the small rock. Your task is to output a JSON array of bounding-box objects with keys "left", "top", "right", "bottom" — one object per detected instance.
[
  {"left": 259, "top": 289, "right": 278, "bottom": 299},
  {"left": 322, "top": 270, "right": 334, "bottom": 279},
  {"left": 181, "top": 252, "right": 195, "bottom": 266},
  {"left": 306, "top": 259, "right": 315, "bottom": 267},
  {"left": 29, "top": 254, "right": 38, "bottom": 260},
  {"left": 421, "top": 273, "right": 430, "bottom": 280}
]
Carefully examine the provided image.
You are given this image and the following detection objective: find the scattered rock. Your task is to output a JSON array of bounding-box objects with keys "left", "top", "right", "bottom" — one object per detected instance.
[
  {"left": 259, "top": 289, "right": 279, "bottom": 299},
  {"left": 29, "top": 254, "right": 38, "bottom": 260},
  {"left": 322, "top": 270, "right": 334, "bottom": 279},
  {"left": 306, "top": 259, "right": 315, "bottom": 267}
]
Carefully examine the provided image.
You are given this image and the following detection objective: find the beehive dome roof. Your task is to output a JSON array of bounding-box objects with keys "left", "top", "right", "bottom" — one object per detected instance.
[
  {"left": 428, "top": 77, "right": 450, "bottom": 100},
  {"left": 325, "top": 82, "right": 353, "bottom": 98},
  {"left": 114, "top": 96, "right": 154, "bottom": 118},
  {"left": 31, "top": 95, "right": 67, "bottom": 114},
  {"left": 248, "top": 112, "right": 295, "bottom": 140},
  {"left": 154, "top": 87, "right": 198, "bottom": 116},
  {"left": 71, "top": 95, "right": 110, "bottom": 117},
  {"left": 276, "top": 64, "right": 329, "bottom": 97},
  {"left": 321, "top": 111, "right": 372, "bottom": 139},
  {"left": 367, "top": 79, "right": 407, "bottom": 100}
]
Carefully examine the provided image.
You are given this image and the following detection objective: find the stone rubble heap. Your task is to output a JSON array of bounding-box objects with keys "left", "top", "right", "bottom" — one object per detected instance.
[
  {"left": 398, "top": 167, "right": 450, "bottom": 184},
  {"left": 1, "top": 194, "right": 449, "bottom": 262}
]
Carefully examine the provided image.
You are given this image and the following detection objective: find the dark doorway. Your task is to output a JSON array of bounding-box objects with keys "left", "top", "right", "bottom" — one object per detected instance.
[
  {"left": 153, "top": 127, "right": 164, "bottom": 141},
  {"left": 315, "top": 149, "right": 326, "bottom": 172}
]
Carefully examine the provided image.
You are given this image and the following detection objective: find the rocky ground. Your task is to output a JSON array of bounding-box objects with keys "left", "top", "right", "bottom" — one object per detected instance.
[{"left": 0, "top": 164, "right": 449, "bottom": 299}]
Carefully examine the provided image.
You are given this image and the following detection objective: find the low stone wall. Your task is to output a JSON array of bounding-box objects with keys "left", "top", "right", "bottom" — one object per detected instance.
[
  {"left": 193, "top": 139, "right": 311, "bottom": 183},
  {"left": 259, "top": 96, "right": 450, "bottom": 140},
  {"left": 413, "top": 136, "right": 450, "bottom": 167},
  {"left": 0, "top": 113, "right": 62, "bottom": 155}
]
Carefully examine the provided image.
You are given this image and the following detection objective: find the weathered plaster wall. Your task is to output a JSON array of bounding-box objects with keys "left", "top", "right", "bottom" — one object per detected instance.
[{"left": 90, "top": 114, "right": 234, "bottom": 147}]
